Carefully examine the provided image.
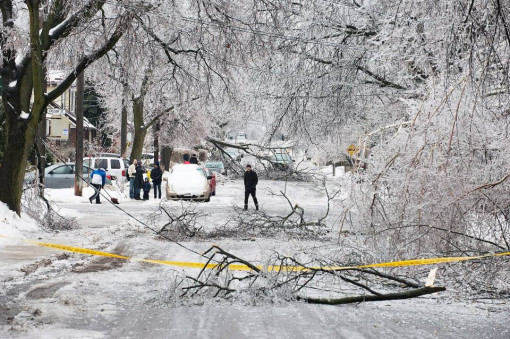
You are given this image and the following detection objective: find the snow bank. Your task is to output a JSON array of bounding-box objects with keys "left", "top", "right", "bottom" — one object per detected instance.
[{"left": 0, "top": 203, "right": 39, "bottom": 247}]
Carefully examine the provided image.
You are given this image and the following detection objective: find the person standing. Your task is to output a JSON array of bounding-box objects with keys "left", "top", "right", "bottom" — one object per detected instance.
[
  {"left": 143, "top": 178, "right": 151, "bottom": 200},
  {"left": 243, "top": 164, "right": 259, "bottom": 210},
  {"left": 183, "top": 153, "right": 191, "bottom": 164},
  {"left": 89, "top": 168, "right": 106, "bottom": 204},
  {"left": 128, "top": 159, "right": 137, "bottom": 199},
  {"left": 190, "top": 154, "right": 199, "bottom": 164},
  {"left": 134, "top": 162, "right": 144, "bottom": 200},
  {"left": 151, "top": 161, "right": 163, "bottom": 199}
]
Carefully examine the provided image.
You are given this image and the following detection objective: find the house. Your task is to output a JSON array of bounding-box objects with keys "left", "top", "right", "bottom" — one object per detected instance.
[
  {"left": 45, "top": 70, "right": 97, "bottom": 146},
  {"left": 46, "top": 104, "right": 96, "bottom": 146}
]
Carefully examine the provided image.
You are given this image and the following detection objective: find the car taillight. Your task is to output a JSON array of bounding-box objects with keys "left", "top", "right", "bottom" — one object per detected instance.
[
  {"left": 122, "top": 170, "right": 125, "bottom": 176},
  {"left": 107, "top": 175, "right": 112, "bottom": 179}
]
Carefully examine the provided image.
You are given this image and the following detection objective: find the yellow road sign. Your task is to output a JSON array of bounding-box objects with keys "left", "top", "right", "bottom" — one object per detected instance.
[{"left": 346, "top": 144, "right": 359, "bottom": 156}]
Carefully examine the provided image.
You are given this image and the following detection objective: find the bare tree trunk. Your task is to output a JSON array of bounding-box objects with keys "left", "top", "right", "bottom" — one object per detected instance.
[
  {"left": 0, "top": 120, "right": 39, "bottom": 214},
  {"left": 74, "top": 71, "right": 84, "bottom": 196},
  {"left": 120, "top": 82, "right": 128, "bottom": 158},
  {"left": 161, "top": 146, "right": 173, "bottom": 172},
  {"left": 153, "top": 120, "right": 159, "bottom": 162},
  {"left": 129, "top": 102, "right": 147, "bottom": 162}
]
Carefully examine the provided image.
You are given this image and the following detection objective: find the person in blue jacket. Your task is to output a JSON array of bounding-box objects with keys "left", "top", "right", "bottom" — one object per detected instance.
[{"left": 89, "top": 168, "right": 106, "bottom": 204}]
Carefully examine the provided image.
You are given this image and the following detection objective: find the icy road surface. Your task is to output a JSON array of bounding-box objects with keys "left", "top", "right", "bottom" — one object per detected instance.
[{"left": 1, "top": 177, "right": 508, "bottom": 338}]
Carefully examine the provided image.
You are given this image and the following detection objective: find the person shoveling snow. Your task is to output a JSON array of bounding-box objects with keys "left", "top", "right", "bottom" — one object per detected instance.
[{"left": 89, "top": 168, "right": 106, "bottom": 204}]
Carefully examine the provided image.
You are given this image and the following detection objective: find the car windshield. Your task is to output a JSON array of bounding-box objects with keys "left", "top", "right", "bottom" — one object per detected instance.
[
  {"left": 196, "top": 168, "right": 207, "bottom": 177},
  {"left": 205, "top": 162, "right": 224, "bottom": 168},
  {"left": 225, "top": 148, "right": 238, "bottom": 154},
  {"left": 275, "top": 154, "right": 291, "bottom": 162}
]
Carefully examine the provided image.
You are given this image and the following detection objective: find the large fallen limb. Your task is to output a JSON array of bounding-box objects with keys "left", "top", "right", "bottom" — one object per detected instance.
[{"left": 298, "top": 286, "right": 446, "bottom": 305}]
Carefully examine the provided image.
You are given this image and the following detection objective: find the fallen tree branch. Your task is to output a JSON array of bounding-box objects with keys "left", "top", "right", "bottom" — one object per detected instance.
[{"left": 298, "top": 286, "right": 446, "bottom": 305}]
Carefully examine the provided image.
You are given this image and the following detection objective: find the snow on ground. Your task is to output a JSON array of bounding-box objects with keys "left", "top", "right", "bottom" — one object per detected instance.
[
  {"left": 1, "top": 174, "right": 509, "bottom": 338},
  {"left": 0, "top": 204, "right": 39, "bottom": 245}
]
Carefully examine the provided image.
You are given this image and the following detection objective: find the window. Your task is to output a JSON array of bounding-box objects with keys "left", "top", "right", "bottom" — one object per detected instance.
[
  {"left": 70, "top": 165, "right": 92, "bottom": 175},
  {"left": 51, "top": 165, "right": 73, "bottom": 175},
  {"left": 196, "top": 168, "right": 207, "bottom": 177},
  {"left": 111, "top": 159, "right": 121, "bottom": 169},
  {"left": 94, "top": 159, "right": 108, "bottom": 169}
]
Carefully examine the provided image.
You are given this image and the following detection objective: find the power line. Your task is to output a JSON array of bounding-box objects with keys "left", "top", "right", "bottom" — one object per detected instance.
[
  {"left": 101, "top": 0, "right": 376, "bottom": 51},
  {"left": 180, "top": 16, "right": 376, "bottom": 52}
]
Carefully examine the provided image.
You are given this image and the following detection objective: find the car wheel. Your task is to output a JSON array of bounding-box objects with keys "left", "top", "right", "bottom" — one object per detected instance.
[{"left": 205, "top": 196, "right": 211, "bottom": 202}]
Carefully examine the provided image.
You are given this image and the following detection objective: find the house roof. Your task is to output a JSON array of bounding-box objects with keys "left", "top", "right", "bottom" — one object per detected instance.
[{"left": 48, "top": 102, "right": 96, "bottom": 130}]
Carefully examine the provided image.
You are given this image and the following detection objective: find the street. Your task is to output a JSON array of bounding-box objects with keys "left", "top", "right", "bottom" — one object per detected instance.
[{"left": 1, "top": 178, "right": 508, "bottom": 338}]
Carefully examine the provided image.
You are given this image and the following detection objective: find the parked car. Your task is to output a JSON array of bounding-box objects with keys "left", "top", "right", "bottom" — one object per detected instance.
[
  {"left": 272, "top": 153, "right": 295, "bottom": 171},
  {"left": 235, "top": 132, "right": 247, "bottom": 144},
  {"left": 140, "top": 153, "right": 155, "bottom": 166},
  {"left": 225, "top": 147, "right": 241, "bottom": 161},
  {"left": 83, "top": 156, "right": 129, "bottom": 181},
  {"left": 164, "top": 164, "right": 212, "bottom": 202},
  {"left": 25, "top": 163, "right": 113, "bottom": 189},
  {"left": 205, "top": 168, "right": 217, "bottom": 196},
  {"left": 204, "top": 161, "right": 227, "bottom": 175}
]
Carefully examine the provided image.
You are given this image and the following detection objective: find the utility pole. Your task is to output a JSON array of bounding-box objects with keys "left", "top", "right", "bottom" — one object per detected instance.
[
  {"left": 74, "top": 71, "right": 85, "bottom": 196},
  {"left": 35, "top": 12, "right": 47, "bottom": 198}
]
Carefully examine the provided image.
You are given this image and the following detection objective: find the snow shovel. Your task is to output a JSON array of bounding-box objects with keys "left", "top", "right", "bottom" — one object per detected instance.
[{"left": 103, "top": 189, "right": 119, "bottom": 204}]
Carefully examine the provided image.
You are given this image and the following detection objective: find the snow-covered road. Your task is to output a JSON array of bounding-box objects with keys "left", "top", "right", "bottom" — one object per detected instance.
[{"left": 1, "top": 177, "right": 509, "bottom": 338}]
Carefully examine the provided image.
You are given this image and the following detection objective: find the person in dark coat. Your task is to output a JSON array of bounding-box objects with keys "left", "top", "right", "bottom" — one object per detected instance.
[
  {"left": 190, "top": 154, "right": 199, "bottom": 164},
  {"left": 134, "top": 163, "right": 144, "bottom": 200},
  {"left": 183, "top": 153, "right": 191, "bottom": 164},
  {"left": 243, "top": 164, "right": 258, "bottom": 210},
  {"left": 151, "top": 161, "right": 163, "bottom": 199},
  {"left": 143, "top": 178, "right": 151, "bottom": 200}
]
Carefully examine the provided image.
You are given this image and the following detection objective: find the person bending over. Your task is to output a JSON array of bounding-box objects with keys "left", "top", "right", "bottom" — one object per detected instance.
[{"left": 89, "top": 168, "right": 106, "bottom": 204}]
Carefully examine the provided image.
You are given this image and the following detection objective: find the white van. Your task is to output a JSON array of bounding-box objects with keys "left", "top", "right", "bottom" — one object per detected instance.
[{"left": 83, "top": 156, "right": 129, "bottom": 181}]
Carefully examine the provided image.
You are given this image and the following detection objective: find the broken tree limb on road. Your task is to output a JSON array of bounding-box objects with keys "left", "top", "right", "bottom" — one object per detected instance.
[
  {"left": 180, "top": 244, "right": 449, "bottom": 305},
  {"left": 298, "top": 286, "right": 446, "bottom": 305}
]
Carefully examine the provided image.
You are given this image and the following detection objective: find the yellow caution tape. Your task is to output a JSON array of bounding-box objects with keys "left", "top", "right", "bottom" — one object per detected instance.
[
  {"left": 1, "top": 235, "right": 509, "bottom": 272},
  {"left": 26, "top": 240, "right": 130, "bottom": 260}
]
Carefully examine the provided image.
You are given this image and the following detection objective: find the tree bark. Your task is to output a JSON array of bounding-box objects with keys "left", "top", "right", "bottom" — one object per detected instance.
[
  {"left": 35, "top": 11, "right": 47, "bottom": 197},
  {"left": 120, "top": 82, "right": 128, "bottom": 158},
  {"left": 153, "top": 120, "right": 160, "bottom": 162},
  {"left": 129, "top": 93, "right": 146, "bottom": 162},
  {"left": 0, "top": 120, "right": 38, "bottom": 214},
  {"left": 161, "top": 146, "right": 173, "bottom": 172},
  {"left": 0, "top": 3, "right": 134, "bottom": 214},
  {"left": 74, "top": 70, "right": 84, "bottom": 196},
  {"left": 298, "top": 286, "right": 446, "bottom": 305}
]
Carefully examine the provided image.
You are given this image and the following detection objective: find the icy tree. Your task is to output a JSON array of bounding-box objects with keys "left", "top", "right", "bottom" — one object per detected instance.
[{"left": 0, "top": 0, "right": 140, "bottom": 214}]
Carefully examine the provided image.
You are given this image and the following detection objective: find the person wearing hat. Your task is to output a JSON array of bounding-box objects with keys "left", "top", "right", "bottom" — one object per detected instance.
[
  {"left": 183, "top": 153, "right": 191, "bottom": 164},
  {"left": 134, "top": 162, "right": 144, "bottom": 200},
  {"left": 190, "top": 154, "right": 199, "bottom": 164},
  {"left": 151, "top": 161, "right": 163, "bottom": 199},
  {"left": 89, "top": 168, "right": 106, "bottom": 204},
  {"left": 243, "top": 164, "right": 259, "bottom": 210}
]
